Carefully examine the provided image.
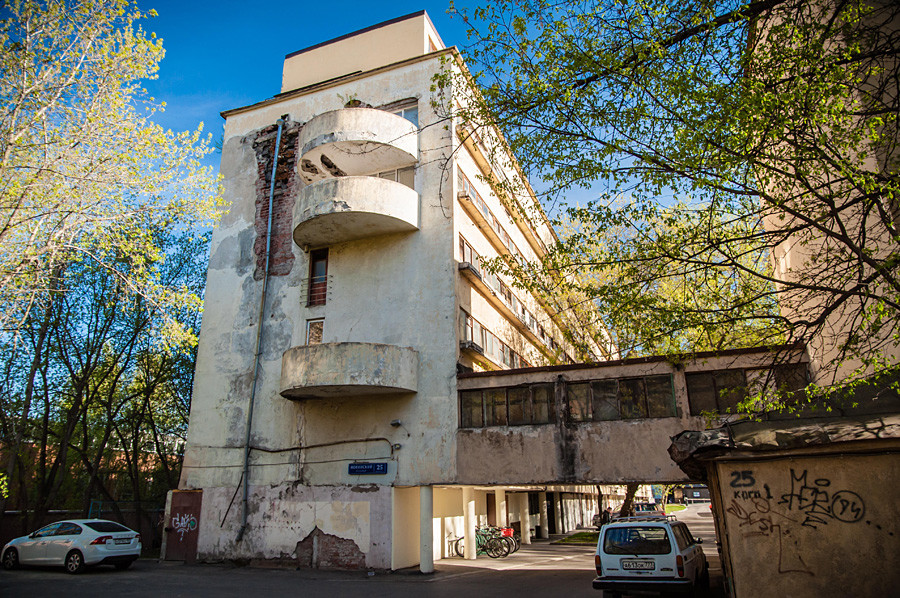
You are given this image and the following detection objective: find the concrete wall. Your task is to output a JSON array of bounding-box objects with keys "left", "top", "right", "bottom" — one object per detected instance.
[
  {"left": 197, "top": 484, "right": 392, "bottom": 569},
  {"left": 456, "top": 349, "right": 806, "bottom": 484},
  {"left": 711, "top": 449, "right": 900, "bottom": 597},
  {"left": 390, "top": 487, "right": 419, "bottom": 570},
  {"left": 281, "top": 12, "right": 444, "bottom": 93},
  {"left": 181, "top": 51, "right": 459, "bottom": 568}
]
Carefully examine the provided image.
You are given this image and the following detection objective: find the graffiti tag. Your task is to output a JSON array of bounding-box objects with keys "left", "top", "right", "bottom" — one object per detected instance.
[
  {"left": 172, "top": 513, "right": 197, "bottom": 541},
  {"left": 779, "top": 469, "right": 865, "bottom": 528}
]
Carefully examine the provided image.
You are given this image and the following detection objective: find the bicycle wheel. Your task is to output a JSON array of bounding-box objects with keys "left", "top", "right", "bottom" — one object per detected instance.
[
  {"left": 501, "top": 536, "right": 517, "bottom": 554},
  {"left": 454, "top": 538, "right": 464, "bottom": 558},
  {"left": 486, "top": 537, "right": 510, "bottom": 558}
]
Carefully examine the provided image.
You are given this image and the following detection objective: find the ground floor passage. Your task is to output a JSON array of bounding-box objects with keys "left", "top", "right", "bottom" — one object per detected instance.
[
  {"left": 391, "top": 484, "right": 653, "bottom": 572},
  {"left": 169, "top": 483, "right": 655, "bottom": 571}
]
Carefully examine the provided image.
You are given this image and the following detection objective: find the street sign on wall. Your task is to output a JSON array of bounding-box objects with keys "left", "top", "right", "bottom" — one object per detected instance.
[{"left": 348, "top": 462, "right": 388, "bottom": 475}]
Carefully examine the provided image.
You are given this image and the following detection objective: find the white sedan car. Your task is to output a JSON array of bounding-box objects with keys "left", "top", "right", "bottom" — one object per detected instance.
[{"left": 2, "top": 519, "right": 141, "bottom": 573}]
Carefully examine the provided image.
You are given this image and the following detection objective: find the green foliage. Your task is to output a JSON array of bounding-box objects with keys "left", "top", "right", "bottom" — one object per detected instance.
[
  {"left": 0, "top": 0, "right": 220, "bottom": 519},
  {"left": 448, "top": 0, "right": 900, "bottom": 383},
  {"left": 0, "top": 0, "right": 221, "bottom": 344}
]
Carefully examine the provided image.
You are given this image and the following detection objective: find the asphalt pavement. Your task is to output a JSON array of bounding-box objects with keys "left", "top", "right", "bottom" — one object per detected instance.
[{"left": 0, "top": 503, "right": 726, "bottom": 598}]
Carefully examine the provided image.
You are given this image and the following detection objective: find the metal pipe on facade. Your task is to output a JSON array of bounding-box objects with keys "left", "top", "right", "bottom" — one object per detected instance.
[{"left": 236, "top": 118, "right": 284, "bottom": 543}]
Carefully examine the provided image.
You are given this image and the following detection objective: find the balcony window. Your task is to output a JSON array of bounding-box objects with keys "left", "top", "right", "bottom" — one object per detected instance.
[
  {"left": 307, "top": 248, "right": 328, "bottom": 306},
  {"left": 392, "top": 105, "right": 418, "bottom": 127},
  {"left": 378, "top": 166, "right": 415, "bottom": 190}
]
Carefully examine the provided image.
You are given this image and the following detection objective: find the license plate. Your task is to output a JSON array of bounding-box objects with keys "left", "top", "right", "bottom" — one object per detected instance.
[
  {"left": 622, "top": 559, "right": 655, "bottom": 570},
  {"left": 114, "top": 538, "right": 130, "bottom": 545}
]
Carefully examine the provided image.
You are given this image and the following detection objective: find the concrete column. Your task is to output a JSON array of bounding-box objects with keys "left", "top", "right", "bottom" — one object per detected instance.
[
  {"left": 521, "top": 493, "right": 531, "bottom": 544},
  {"left": 494, "top": 488, "right": 507, "bottom": 527},
  {"left": 554, "top": 492, "right": 564, "bottom": 534},
  {"left": 463, "top": 486, "right": 476, "bottom": 560},
  {"left": 538, "top": 491, "right": 549, "bottom": 539},
  {"left": 419, "top": 485, "right": 434, "bottom": 574}
]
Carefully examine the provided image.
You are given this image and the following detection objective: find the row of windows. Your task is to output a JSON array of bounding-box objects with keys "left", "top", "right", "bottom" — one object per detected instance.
[
  {"left": 459, "top": 365, "right": 808, "bottom": 428},
  {"left": 460, "top": 235, "right": 562, "bottom": 354},
  {"left": 460, "top": 309, "right": 530, "bottom": 370},
  {"left": 459, "top": 374, "right": 677, "bottom": 428},
  {"left": 685, "top": 364, "right": 807, "bottom": 414},
  {"left": 458, "top": 172, "right": 526, "bottom": 265}
]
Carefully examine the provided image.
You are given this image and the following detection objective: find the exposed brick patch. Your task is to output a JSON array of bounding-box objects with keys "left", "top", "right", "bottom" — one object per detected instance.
[
  {"left": 252, "top": 119, "right": 301, "bottom": 279},
  {"left": 295, "top": 526, "right": 367, "bottom": 570}
]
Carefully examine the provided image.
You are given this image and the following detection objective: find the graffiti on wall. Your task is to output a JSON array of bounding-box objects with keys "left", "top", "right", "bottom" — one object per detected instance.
[
  {"left": 171, "top": 512, "right": 198, "bottom": 542},
  {"left": 724, "top": 467, "right": 874, "bottom": 576}
]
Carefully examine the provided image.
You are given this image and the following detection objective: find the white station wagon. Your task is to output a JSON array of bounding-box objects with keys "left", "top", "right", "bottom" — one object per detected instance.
[
  {"left": 2, "top": 519, "right": 141, "bottom": 574},
  {"left": 593, "top": 516, "right": 708, "bottom": 596}
]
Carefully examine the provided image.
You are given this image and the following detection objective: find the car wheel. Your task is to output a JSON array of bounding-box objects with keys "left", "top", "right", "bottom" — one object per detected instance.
[
  {"left": 2, "top": 548, "right": 18, "bottom": 570},
  {"left": 65, "top": 550, "right": 85, "bottom": 574},
  {"left": 114, "top": 561, "right": 132, "bottom": 571}
]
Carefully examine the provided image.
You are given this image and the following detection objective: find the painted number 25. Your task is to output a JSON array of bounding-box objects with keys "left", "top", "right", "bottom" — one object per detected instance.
[{"left": 729, "top": 470, "right": 756, "bottom": 488}]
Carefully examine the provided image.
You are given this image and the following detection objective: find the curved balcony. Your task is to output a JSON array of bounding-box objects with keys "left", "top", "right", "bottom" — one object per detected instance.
[
  {"left": 293, "top": 176, "right": 419, "bottom": 247},
  {"left": 280, "top": 342, "right": 418, "bottom": 400},
  {"left": 298, "top": 108, "right": 418, "bottom": 183}
]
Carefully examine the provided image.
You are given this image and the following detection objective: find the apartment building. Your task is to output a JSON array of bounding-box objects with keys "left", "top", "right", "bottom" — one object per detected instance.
[{"left": 174, "top": 12, "right": 611, "bottom": 571}]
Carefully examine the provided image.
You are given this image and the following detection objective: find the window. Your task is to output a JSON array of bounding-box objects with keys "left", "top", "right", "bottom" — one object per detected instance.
[
  {"left": 507, "top": 387, "right": 532, "bottom": 424},
  {"left": 591, "top": 380, "right": 619, "bottom": 421},
  {"left": 54, "top": 522, "right": 82, "bottom": 536},
  {"left": 307, "top": 248, "right": 328, "bottom": 306},
  {"left": 306, "top": 319, "right": 324, "bottom": 344},
  {"left": 460, "top": 390, "right": 484, "bottom": 428},
  {"left": 393, "top": 105, "right": 418, "bottom": 127},
  {"left": 378, "top": 166, "right": 415, "bottom": 190},
  {"left": 603, "top": 526, "right": 672, "bottom": 555},
  {"left": 568, "top": 383, "right": 592, "bottom": 422},
  {"left": 485, "top": 388, "right": 508, "bottom": 426},
  {"left": 686, "top": 369, "right": 749, "bottom": 415}
]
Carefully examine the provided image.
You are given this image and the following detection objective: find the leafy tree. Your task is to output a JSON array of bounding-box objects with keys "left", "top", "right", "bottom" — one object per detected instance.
[
  {"left": 0, "top": 0, "right": 219, "bottom": 526},
  {"left": 0, "top": 0, "right": 220, "bottom": 337},
  {"left": 447, "top": 0, "right": 899, "bottom": 385}
]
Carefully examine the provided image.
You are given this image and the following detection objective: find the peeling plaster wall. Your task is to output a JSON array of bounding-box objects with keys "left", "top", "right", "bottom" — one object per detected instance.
[
  {"left": 198, "top": 483, "right": 392, "bottom": 569},
  {"left": 712, "top": 451, "right": 900, "bottom": 598},
  {"left": 455, "top": 350, "right": 807, "bottom": 485},
  {"left": 181, "top": 54, "right": 459, "bottom": 567},
  {"left": 456, "top": 419, "right": 691, "bottom": 485}
]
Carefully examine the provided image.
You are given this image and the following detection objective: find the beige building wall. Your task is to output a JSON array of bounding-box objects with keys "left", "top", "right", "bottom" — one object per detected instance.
[
  {"left": 281, "top": 11, "right": 444, "bottom": 93},
  {"left": 711, "top": 450, "right": 900, "bottom": 597}
]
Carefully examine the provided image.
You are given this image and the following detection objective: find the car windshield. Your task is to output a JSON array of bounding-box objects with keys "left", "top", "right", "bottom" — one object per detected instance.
[
  {"left": 84, "top": 521, "right": 129, "bottom": 532},
  {"left": 604, "top": 526, "right": 672, "bottom": 555}
]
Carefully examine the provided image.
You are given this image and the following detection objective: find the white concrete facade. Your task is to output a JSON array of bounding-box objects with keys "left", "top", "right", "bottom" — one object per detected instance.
[
  {"left": 178, "top": 12, "right": 602, "bottom": 572},
  {"left": 176, "top": 11, "right": 809, "bottom": 572}
]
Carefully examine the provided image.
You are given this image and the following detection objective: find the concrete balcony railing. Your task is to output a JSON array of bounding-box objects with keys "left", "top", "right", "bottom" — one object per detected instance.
[
  {"left": 280, "top": 342, "right": 418, "bottom": 400},
  {"left": 297, "top": 108, "right": 418, "bottom": 183},
  {"left": 293, "top": 176, "right": 419, "bottom": 247}
]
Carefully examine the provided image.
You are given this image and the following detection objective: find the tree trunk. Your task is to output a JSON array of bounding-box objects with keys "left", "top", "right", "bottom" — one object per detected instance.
[{"left": 619, "top": 482, "right": 640, "bottom": 517}]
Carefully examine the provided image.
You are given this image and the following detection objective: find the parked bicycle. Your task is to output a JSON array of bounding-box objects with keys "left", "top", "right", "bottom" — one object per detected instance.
[{"left": 453, "top": 526, "right": 522, "bottom": 558}]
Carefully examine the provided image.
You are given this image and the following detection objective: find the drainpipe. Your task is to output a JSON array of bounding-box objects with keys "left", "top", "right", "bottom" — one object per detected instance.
[{"left": 237, "top": 118, "right": 284, "bottom": 543}]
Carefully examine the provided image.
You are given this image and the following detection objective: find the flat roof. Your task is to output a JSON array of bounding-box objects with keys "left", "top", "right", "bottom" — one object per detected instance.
[{"left": 284, "top": 10, "right": 443, "bottom": 59}]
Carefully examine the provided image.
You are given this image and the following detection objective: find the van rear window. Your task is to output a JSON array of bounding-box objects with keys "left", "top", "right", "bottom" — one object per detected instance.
[
  {"left": 85, "top": 521, "right": 129, "bottom": 533},
  {"left": 604, "top": 526, "right": 672, "bottom": 555}
]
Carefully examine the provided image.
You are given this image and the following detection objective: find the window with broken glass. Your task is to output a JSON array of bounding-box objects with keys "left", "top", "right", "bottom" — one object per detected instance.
[{"left": 457, "top": 375, "right": 676, "bottom": 429}]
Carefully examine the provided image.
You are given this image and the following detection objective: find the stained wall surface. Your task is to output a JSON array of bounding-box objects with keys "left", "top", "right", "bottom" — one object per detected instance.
[{"left": 713, "top": 451, "right": 900, "bottom": 597}]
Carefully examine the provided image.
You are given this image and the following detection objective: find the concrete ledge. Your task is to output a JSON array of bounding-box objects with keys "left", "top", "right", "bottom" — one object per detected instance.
[
  {"left": 298, "top": 108, "right": 417, "bottom": 182},
  {"left": 280, "top": 342, "right": 418, "bottom": 399},
  {"left": 293, "top": 176, "right": 419, "bottom": 247}
]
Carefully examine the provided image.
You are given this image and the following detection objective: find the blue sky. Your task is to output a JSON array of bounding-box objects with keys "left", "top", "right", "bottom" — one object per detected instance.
[{"left": 140, "top": 1, "right": 471, "bottom": 149}]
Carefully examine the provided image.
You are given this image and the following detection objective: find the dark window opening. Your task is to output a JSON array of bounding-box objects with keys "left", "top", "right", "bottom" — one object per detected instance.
[
  {"left": 686, "top": 369, "right": 749, "bottom": 415},
  {"left": 308, "top": 248, "right": 328, "bottom": 306}
]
